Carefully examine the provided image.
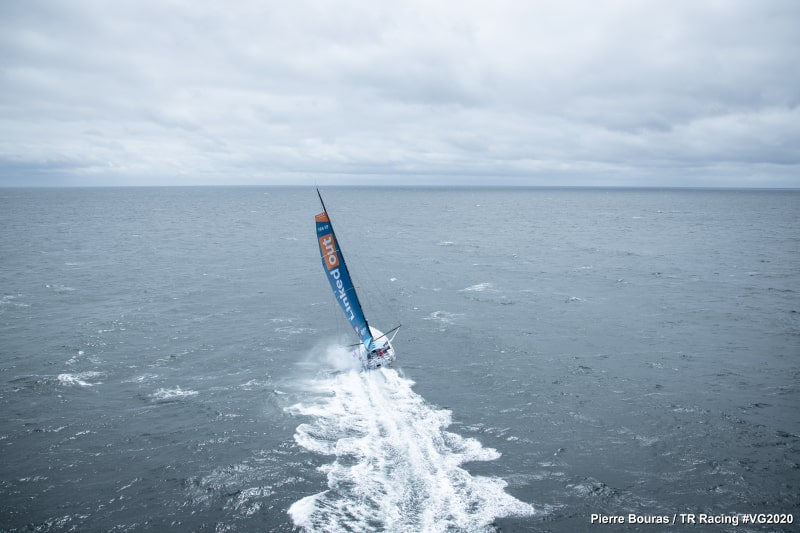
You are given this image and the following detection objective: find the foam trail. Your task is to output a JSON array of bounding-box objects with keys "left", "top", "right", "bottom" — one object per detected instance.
[{"left": 287, "top": 367, "right": 536, "bottom": 532}]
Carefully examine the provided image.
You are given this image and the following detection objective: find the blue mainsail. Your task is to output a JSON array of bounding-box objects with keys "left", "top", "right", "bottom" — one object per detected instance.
[{"left": 315, "top": 195, "right": 374, "bottom": 350}]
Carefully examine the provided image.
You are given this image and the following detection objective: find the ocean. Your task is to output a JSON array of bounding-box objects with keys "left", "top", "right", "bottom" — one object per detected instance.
[{"left": 1, "top": 186, "right": 798, "bottom": 532}]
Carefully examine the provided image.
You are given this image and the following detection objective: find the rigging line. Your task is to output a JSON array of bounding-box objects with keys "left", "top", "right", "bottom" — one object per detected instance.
[
  {"left": 331, "top": 196, "right": 398, "bottom": 327},
  {"left": 341, "top": 228, "right": 388, "bottom": 326},
  {"left": 372, "top": 325, "right": 401, "bottom": 342},
  {"left": 361, "top": 252, "right": 400, "bottom": 328},
  {"left": 345, "top": 325, "right": 400, "bottom": 347}
]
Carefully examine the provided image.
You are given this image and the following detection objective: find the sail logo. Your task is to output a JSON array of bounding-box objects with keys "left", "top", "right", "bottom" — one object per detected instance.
[
  {"left": 330, "top": 267, "right": 356, "bottom": 321},
  {"left": 318, "top": 232, "right": 356, "bottom": 322},
  {"left": 318, "top": 234, "right": 340, "bottom": 270}
]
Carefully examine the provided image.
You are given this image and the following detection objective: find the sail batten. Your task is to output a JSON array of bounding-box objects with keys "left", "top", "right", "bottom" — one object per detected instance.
[{"left": 315, "top": 200, "right": 373, "bottom": 349}]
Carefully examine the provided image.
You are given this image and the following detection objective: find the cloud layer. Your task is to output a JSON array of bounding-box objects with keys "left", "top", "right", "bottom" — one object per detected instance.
[{"left": 1, "top": 0, "right": 798, "bottom": 186}]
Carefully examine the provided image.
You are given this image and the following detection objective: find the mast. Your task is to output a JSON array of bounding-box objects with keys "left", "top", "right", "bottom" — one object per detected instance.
[
  {"left": 315, "top": 188, "right": 374, "bottom": 347},
  {"left": 316, "top": 187, "right": 329, "bottom": 215}
]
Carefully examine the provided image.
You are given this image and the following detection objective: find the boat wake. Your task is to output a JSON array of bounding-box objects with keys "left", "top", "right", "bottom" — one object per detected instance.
[{"left": 287, "top": 365, "right": 536, "bottom": 532}]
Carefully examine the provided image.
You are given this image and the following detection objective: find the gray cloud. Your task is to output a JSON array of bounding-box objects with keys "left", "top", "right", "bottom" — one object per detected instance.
[{"left": 1, "top": 0, "right": 798, "bottom": 186}]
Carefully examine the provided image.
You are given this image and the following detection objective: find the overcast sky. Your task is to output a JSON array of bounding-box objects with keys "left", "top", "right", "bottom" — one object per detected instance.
[{"left": 1, "top": 0, "right": 798, "bottom": 187}]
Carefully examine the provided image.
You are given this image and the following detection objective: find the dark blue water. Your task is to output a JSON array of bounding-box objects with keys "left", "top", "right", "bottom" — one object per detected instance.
[{"left": 1, "top": 187, "right": 798, "bottom": 531}]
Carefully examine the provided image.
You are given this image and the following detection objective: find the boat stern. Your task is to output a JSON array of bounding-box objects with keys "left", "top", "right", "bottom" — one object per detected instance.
[{"left": 354, "top": 326, "right": 397, "bottom": 370}]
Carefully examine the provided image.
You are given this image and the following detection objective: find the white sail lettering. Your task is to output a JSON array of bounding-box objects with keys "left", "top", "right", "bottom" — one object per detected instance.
[
  {"left": 321, "top": 235, "right": 337, "bottom": 267},
  {"left": 329, "top": 268, "right": 356, "bottom": 321}
]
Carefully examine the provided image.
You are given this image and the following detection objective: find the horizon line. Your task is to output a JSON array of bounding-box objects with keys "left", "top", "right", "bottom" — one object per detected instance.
[{"left": 1, "top": 184, "right": 799, "bottom": 191}]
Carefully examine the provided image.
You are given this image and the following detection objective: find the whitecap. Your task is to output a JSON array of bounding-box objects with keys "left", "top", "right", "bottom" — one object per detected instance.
[
  {"left": 275, "top": 325, "right": 315, "bottom": 335},
  {"left": 58, "top": 371, "right": 103, "bottom": 387},
  {"left": 122, "top": 373, "right": 158, "bottom": 384},
  {"left": 1, "top": 295, "right": 28, "bottom": 307},
  {"left": 460, "top": 282, "right": 494, "bottom": 292},
  {"left": 47, "top": 284, "right": 76, "bottom": 293},
  {"left": 423, "top": 311, "right": 462, "bottom": 331},
  {"left": 240, "top": 377, "right": 272, "bottom": 390},
  {"left": 150, "top": 386, "right": 198, "bottom": 401}
]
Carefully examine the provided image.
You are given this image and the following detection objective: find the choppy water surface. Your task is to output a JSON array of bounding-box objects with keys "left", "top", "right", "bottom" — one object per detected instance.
[{"left": 1, "top": 187, "right": 798, "bottom": 531}]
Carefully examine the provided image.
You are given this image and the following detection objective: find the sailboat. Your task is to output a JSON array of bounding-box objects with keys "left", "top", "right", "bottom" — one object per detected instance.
[{"left": 314, "top": 188, "right": 399, "bottom": 370}]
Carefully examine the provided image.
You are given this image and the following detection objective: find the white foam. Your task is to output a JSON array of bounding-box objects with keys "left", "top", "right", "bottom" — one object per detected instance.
[
  {"left": 46, "top": 284, "right": 76, "bottom": 292},
  {"left": 287, "top": 368, "right": 536, "bottom": 531},
  {"left": 425, "top": 310, "right": 460, "bottom": 323},
  {"left": 460, "top": 282, "right": 494, "bottom": 292},
  {"left": 1, "top": 294, "right": 29, "bottom": 308},
  {"left": 121, "top": 373, "right": 158, "bottom": 384},
  {"left": 150, "top": 386, "right": 198, "bottom": 401},
  {"left": 423, "top": 311, "right": 462, "bottom": 330},
  {"left": 58, "top": 371, "right": 103, "bottom": 387},
  {"left": 240, "top": 378, "right": 269, "bottom": 390}
]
